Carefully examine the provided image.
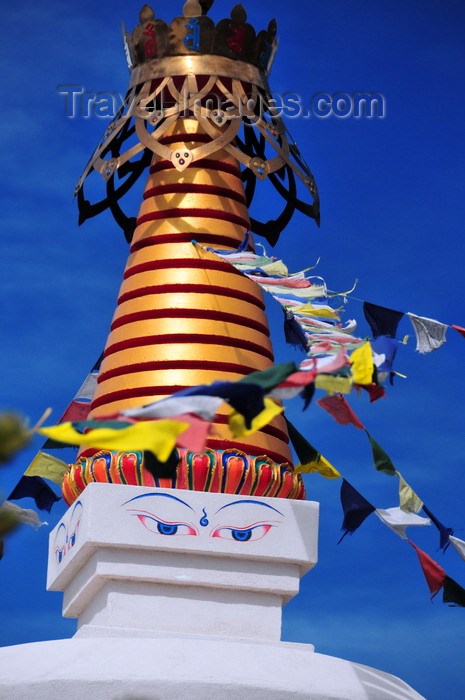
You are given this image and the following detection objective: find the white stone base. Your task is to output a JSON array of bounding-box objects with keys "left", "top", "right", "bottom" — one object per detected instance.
[
  {"left": 46, "top": 484, "right": 319, "bottom": 642},
  {"left": 0, "top": 485, "right": 425, "bottom": 699},
  {"left": 0, "top": 634, "right": 425, "bottom": 700}
]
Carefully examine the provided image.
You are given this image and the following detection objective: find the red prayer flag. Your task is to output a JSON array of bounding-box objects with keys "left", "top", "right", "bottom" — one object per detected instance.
[
  {"left": 354, "top": 383, "right": 386, "bottom": 403},
  {"left": 316, "top": 393, "right": 365, "bottom": 430},
  {"left": 452, "top": 325, "right": 465, "bottom": 339},
  {"left": 170, "top": 413, "right": 211, "bottom": 452},
  {"left": 409, "top": 540, "right": 446, "bottom": 599},
  {"left": 59, "top": 400, "right": 91, "bottom": 423},
  {"left": 278, "top": 370, "right": 317, "bottom": 387}
]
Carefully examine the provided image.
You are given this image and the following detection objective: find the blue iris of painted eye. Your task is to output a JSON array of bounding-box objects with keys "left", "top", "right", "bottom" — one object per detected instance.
[
  {"left": 157, "top": 522, "right": 179, "bottom": 536},
  {"left": 231, "top": 529, "right": 252, "bottom": 541}
]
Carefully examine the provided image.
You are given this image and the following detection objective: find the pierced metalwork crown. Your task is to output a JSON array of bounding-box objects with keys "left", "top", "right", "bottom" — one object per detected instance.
[
  {"left": 76, "top": 0, "right": 320, "bottom": 245},
  {"left": 122, "top": 1, "right": 278, "bottom": 80}
]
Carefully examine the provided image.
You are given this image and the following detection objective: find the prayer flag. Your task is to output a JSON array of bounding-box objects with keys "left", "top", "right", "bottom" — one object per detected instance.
[
  {"left": 239, "top": 362, "right": 298, "bottom": 392},
  {"left": 354, "top": 382, "right": 385, "bottom": 403},
  {"left": 25, "top": 451, "right": 69, "bottom": 485},
  {"left": 122, "top": 395, "right": 224, "bottom": 422},
  {"left": 350, "top": 341, "right": 374, "bottom": 385},
  {"left": 283, "top": 310, "right": 309, "bottom": 351},
  {"left": 452, "top": 325, "right": 465, "bottom": 339},
  {"left": 407, "top": 313, "right": 448, "bottom": 354},
  {"left": 294, "top": 453, "right": 340, "bottom": 478},
  {"left": 408, "top": 540, "right": 446, "bottom": 599},
  {"left": 228, "top": 397, "right": 283, "bottom": 437},
  {"left": 314, "top": 349, "right": 350, "bottom": 375},
  {"left": 8, "top": 476, "right": 60, "bottom": 512},
  {"left": 375, "top": 507, "right": 430, "bottom": 539},
  {"left": 59, "top": 400, "right": 91, "bottom": 423},
  {"left": 75, "top": 372, "right": 98, "bottom": 401},
  {"left": 143, "top": 449, "right": 179, "bottom": 479},
  {"left": 422, "top": 504, "right": 453, "bottom": 551},
  {"left": 371, "top": 336, "right": 398, "bottom": 374},
  {"left": 42, "top": 399, "right": 93, "bottom": 450},
  {"left": 174, "top": 381, "right": 265, "bottom": 429},
  {"left": 317, "top": 394, "right": 365, "bottom": 430},
  {"left": 365, "top": 431, "right": 396, "bottom": 476},
  {"left": 339, "top": 479, "right": 375, "bottom": 542},
  {"left": 396, "top": 471, "right": 423, "bottom": 513},
  {"left": 301, "top": 382, "right": 315, "bottom": 410},
  {"left": 363, "top": 302, "right": 404, "bottom": 338},
  {"left": 315, "top": 367, "right": 352, "bottom": 394},
  {"left": 39, "top": 420, "right": 188, "bottom": 462},
  {"left": 443, "top": 576, "right": 465, "bottom": 607},
  {"left": 269, "top": 368, "right": 316, "bottom": 400},
  {"left": 449, "top": 535, "right": 465, "bottom": 562},
  {"left": 285, "top": 418, "right": 341, "bottom": 478},
  {"left": 74, "top": 353, "right": 103, "bottom": 401},
  {"left": 168, "top": 414, "right": 210, "bottom": 452}
]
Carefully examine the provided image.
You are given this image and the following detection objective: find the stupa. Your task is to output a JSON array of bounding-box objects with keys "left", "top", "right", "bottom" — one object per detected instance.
[{"left": 0, "top": 3, "right": 425, "bottom": 698}]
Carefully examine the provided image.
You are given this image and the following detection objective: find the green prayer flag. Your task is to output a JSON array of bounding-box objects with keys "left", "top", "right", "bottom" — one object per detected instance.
[
  {"left": 285, "top": 417, "right": 319, "bottom": 463},
  {"left": 285, "top": 418, "right": 341, "bottom": 479},
  {"left": 365, "top": 431, "right": 396, "bottom": 476},
  {"left": 239, "top": 362, "right": 297, "bottom": 392}
]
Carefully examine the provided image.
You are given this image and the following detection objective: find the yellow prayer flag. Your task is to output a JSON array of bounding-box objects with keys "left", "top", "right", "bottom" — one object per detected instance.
[
  {"left": 306, "top": 307, "right": 341, "bottom": 319},
  {"left": 38, "top": 420, "right": 188, "bottom": 462},
  {"left": 350, "top": 341, "right": 373, "bottom": 385},
  {"left": 228, "top": 397, "right": 284, "bottom": 438},
  {"left": 290, "top": 302, "right": 340, "bottom": 319},
  {"left": 261, "top": 260, "right": 289, "bottom": 276},
  {"left": 295, "top": 454, "right": 341, "bottom": 479},
  {"left": 314, "top": 374, "right": 352, "bottom": 394},
  {"left": 396, "top": 471, "right": 423, "bottom": 513},
  {"left": 25, "top": 451, "right": 69, "bottom": 485}
]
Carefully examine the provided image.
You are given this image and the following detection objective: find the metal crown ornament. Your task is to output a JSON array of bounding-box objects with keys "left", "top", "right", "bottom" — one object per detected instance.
[{"left": 75, "top": 1, "right": 319, "bottom": 246}]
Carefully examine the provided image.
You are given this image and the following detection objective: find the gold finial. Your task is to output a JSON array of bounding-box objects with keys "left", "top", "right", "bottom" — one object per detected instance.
[
  {"left": 139, "top": 4, "right": 154, "bottom": 23},
  {"left": 183, "top": 0, "right": 202, "bottom": 18}
]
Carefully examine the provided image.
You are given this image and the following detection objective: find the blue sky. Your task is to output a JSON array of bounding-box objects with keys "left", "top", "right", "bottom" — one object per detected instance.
[{"left": 1, "top": 1, "right": 464, "bottom": 698}]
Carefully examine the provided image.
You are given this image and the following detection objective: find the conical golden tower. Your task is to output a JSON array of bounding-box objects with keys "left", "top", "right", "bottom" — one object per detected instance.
[{"left": 62, "top": 1, "right": 319, "bottom": 505}]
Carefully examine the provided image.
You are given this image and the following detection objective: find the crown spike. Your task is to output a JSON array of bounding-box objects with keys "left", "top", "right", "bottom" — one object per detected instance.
[
  {"left": 231, "top": 4, "right": 247, "bottom": 23},
  {"left": 267, "top": 18, "right": 277, "bottom": 36},
  {"left": 183, "top": 0, "right": 202, "bottom": 18}
]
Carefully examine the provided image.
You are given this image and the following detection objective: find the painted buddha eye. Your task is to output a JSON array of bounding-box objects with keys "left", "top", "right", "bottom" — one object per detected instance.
[
  {"left": 212, "top": 524, "right": 273, "bottom": 542},
  {"left": 56, "top": 547, "right": 65, "bottom": 564},
  {"left": 134, "top": 513, "right": 197, "bottom": 536},
  {"left": 68, "top": 521, "right": 80, "bottom": 548}
]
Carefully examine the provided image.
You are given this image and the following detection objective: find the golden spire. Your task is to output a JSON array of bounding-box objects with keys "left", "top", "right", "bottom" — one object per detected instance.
[{"left": 63, "top": 4, "right": 319, "bottom": 504}]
